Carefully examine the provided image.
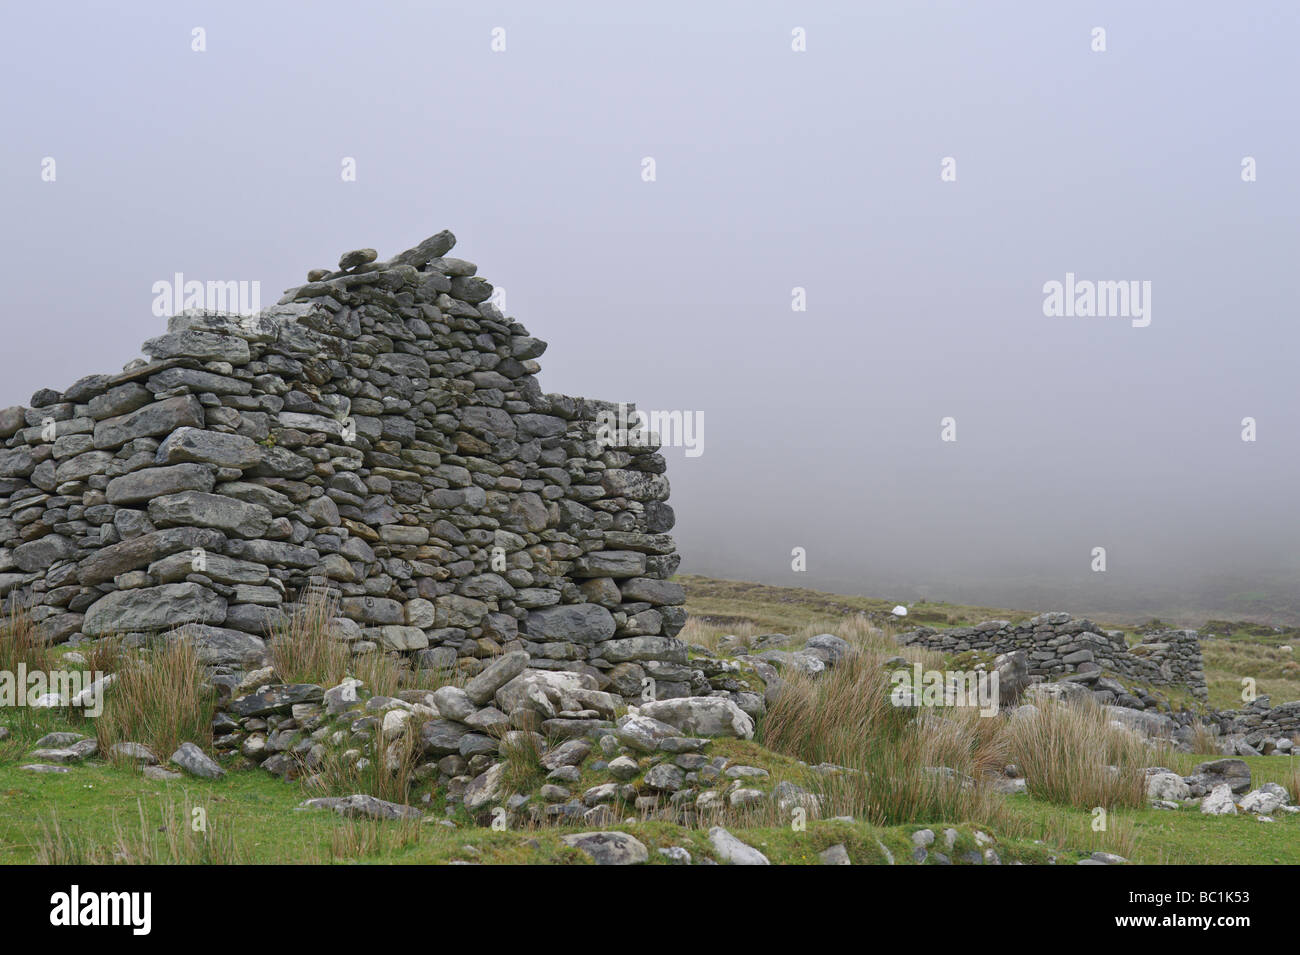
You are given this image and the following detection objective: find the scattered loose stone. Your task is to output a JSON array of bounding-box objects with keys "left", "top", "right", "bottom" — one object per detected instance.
[
  {"left": 1201, "top": 783, "right": 1237, "bottom": 816},
  {"left": 819, "top": 843, "right": 851, "bottom": 865},
  {"left": 27, "top": 739, "right": 98, "bottom": 764},
  {"left": 607, "top": 755, "right": 639, "bottom": 780},
  {"left": 109, "top": 742, "right": 159, "bottom": 765},
  {"left": 1147, "top": 771, "right": 1190, "bottom": 802},
  {"left": 170, "top": 741, "right": 225, "bottom": 780},
  {"left": 143, "top": 765, "right": 183, "bottom": 782},
  {"left": 561, "top": 831, "right": 648, "bottom": 865},
  {"left": 1239, "top": 783, "right": 1289, "bottom": 815},
  {"left": 708, "top": 827, "right": 770, "bottom": 865},
  {"left": 301, "top": 794, "right": 421, "bottom": 821}
]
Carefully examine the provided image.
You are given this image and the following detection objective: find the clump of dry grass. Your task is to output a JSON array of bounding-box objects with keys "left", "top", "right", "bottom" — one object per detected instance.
[
  {"left": 0, "top": 603, "right": 59, "bottom": 739},
  {"left": 1187, "top": 717, "right": 1222, "bottom": 755},
  {"left": 1030, "top": 806, "right": 1141, "bottom": 860},
  {"left": 95, "top": 631, "right": 214, "bottom": 759},
  {"left": 677, "top": 616, "right": 758, "bottom": 654},
  {"left": 268, "top": 587, "right": 456, "bottom": 697},
  {"left": 269, "top": 587, "right": 349, "bottom": 687},
  {"left": 0, "top": 602, "right": 53, "bottom": 675},
  {"left": 760, "top": 619, "right": 1008, "bottom": 826},
  {"left": 1282, "top": 758, "right": 1300, "bottom": 804},
  {"left": 499, "top": 730, "right": 548, "bottom": 795},
  {"left": 300, "top": 709, "right": 429, "bottom": 805},
  {"left": 35, "top": 795, "right": 247, "bottom": 865},
  {"left": 351, "top": 649, "right": 405, "bottom": 698},
  {"left": 998, "top": 698, "right": 1149, "bottom": 810},
  {"left": 81, "top": 636, "right": 124, "bottom": 676},
  {"left": 325, "top": 816, "right": 423, "bottom": 860}
]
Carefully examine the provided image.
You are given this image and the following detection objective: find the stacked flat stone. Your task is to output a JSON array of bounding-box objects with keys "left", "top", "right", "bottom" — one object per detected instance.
[
  {"left": 0, "top": 230, "right": 690, "bottom": 695},
  {"left": 897, "top": 613, "right": 1208, "bottom": 702},
  {"left": 1209, "top": 696, "right": 1300, "bottom": 755}
]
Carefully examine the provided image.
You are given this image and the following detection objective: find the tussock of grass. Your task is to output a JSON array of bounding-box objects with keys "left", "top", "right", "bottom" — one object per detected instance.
[
  {"left": 759, "top": 617, "right": 1007, "bottom": 826},
  {"left": 1024, "top": 805, "right": 1141, "bottom": 860},
  {"left": 351, "top": 650, "right": 406, "bottom": 699},
  {"left": 1187, "top": 718, "right": 1222, "bottom": 756},
  {"left": 0, "top": 603, "right": 53, "bottom": 675},
  {"left": 325, "top": 816, "right": 423, "bottom": 860},
  {"left": 998, "top": 699, "right": 1150, "bottom": 810},
  {"left": 81, "top": 636, "right": 124, "bottom": 677},
  {"left": 94, "top": 632, "right": 214, "bottom": 760},
  {"left": 1282, "top": 760, "right": 1300, "bottom": 805},
  {"left": 301, "top": 710, "right": 429, "bottom": 806},
  {"left": 269, "top": 587, "right": 456, "bottom": 697},
  {"left": 35, "top": 795, "right": 246, "bottom": 864},
  {"left": 0, "top": 604, "right": 60, "bottom": 739},
  {"left": 269, "top": 587, "right": 350, "bottom": 687},
  {"left": 499, "top": 731, "right": 548, "bottom": 795}
]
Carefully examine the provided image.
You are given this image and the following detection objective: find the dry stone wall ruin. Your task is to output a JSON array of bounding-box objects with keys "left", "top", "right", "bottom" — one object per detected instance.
[
  {"left": 898, "top": 613, "right": 1208, "bottom": 703},
  {"left": 0, "top": 230, "right": 692, "bottom": 698}
]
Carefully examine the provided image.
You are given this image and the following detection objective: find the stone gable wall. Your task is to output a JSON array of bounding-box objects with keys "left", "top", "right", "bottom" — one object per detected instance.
[{"left": 0, "top": 231, "right": 688, "bottom": 692}]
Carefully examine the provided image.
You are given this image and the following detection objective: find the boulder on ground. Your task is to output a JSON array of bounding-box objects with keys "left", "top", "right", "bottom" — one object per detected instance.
[
  {"left": 1146, "top": 771, "right": 1190, "bottom": 802},
  {"left": 1106, "top": 705, "right": 1175, "bottom": 739},
  {"left": 1239, "top": 783, "right": 1289, "bottom": 815},
  {"left": 631, "top": 697, "right": 754, "bottom": 740},
  {"left": 301, "top": 794, "right": 421, "bottom": 821},
  {"left": 708, "top": 826, "right": 770, "bottom": 865},
  {"left": 993, "top": 650, "right": 1030, "bottom": 704},
  {"left": 560, "top": 831, "right": 649, "bottom": 865},
  {"left": 1191, "top": 758, "right": 1251, "bottom": 794},
  {"left": 463, "top": 762, "right": 507, "bottom": 812},
  {"left": 170, "top": 741, "right": 225, "bottom": 779},
  {"left": 1200, "top": 783, "right": 1237, "bottom": 816},
  {"left": 615, "top": 713, "right": 683, "bottom": 753},
  {"left": 463, "top": 650, "right": 528, "bottom": 705}
]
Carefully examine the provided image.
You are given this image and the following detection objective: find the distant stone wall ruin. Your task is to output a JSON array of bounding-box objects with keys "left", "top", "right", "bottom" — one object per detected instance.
[{"left": 897, "top": 613, "right": 1208, "bottom": 702}]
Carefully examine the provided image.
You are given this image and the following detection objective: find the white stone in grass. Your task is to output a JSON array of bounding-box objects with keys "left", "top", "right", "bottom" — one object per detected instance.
[
  {"left": 1200, "top": 783, "right": 1237, "bottom": 816},
  {"left": 874, "top": 838, "right": 895, "bottom": 865},
  {"left": 819, "top": 843, "right": 851, "bottom": 865},
  {"left": 1239, "top": 783, "right": 1288, "bottom": 815},
  {"left": 69, "top": 673, "right": 115, "bottom": 709},
  {"left": 708, "top": 826, "right": 769, "bottom": 865},
  {"left": 1147, "top": 771, "right": 1190, "bottom": 802},
  {"left": 170, "top": 741, "right": 225, "bottom": 780}
]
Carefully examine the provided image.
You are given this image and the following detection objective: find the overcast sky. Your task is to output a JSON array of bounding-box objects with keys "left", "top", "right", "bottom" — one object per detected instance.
[{"left": 3, "top": 2, "right": 1297, "bottom": 621}]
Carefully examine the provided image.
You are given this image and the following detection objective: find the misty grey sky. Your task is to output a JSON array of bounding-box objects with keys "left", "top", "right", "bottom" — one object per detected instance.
[{"left": 3, "top": 2, "right": 1298, "bottom": 621}]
